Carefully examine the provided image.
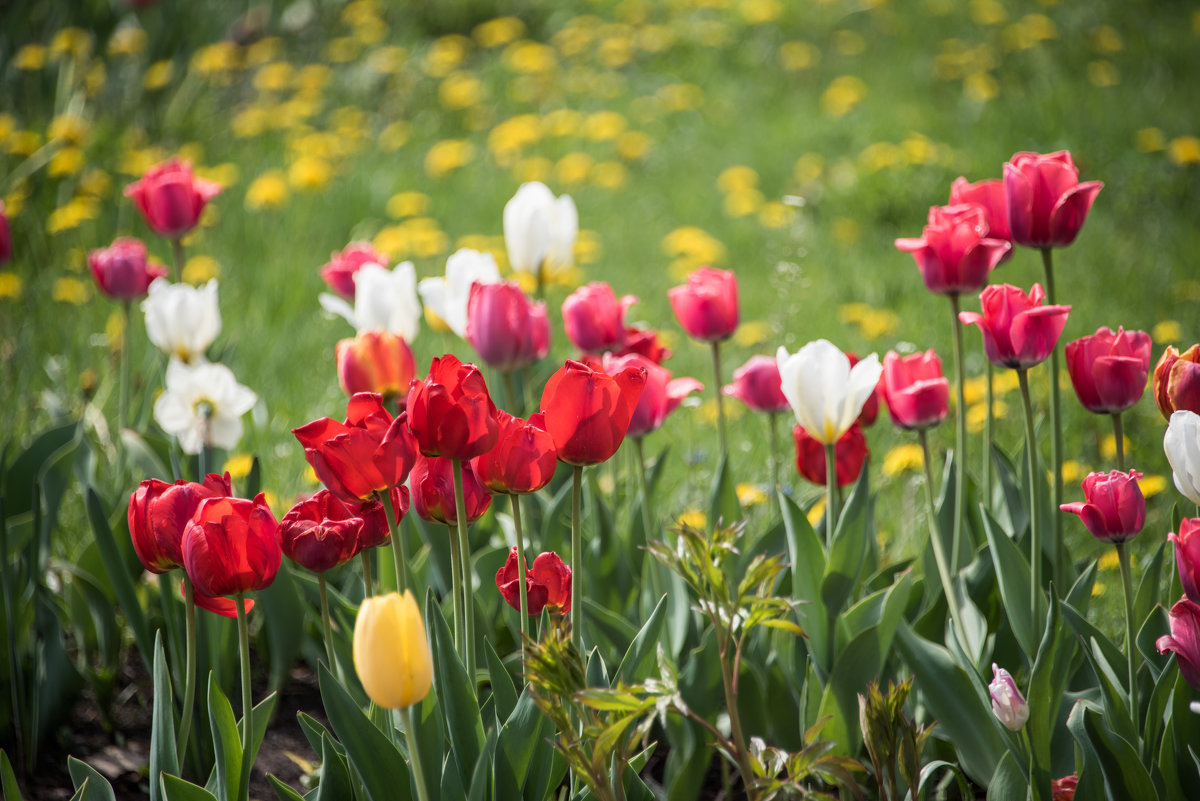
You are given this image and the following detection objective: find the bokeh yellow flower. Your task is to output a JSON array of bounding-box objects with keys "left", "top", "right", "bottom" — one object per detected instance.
[
  {"left": 46, "top": 197, "right": 99, "bottom": 233},
  {"left": 245, "top": 170, "right": 289, "bottom": 211},
  {"left": 109, "top": 26, "right": 148, "bottom": 57},
  {"left": 48, "top": 147, "right": 86, "bottom": 177},
  {"left": 821, "top": 76, "right": 867, "bottom": 116},
  {"left": 1152, "top": 320, "right": 1182, "bottom": 344},
  {"left": 254, "top": 62, "right": 294, "bottom": 93},
  {"left": 223, "top": 453, "right": 256, "bottom": 481},
  {"left": 0, "top": 273, "right": 23, "bottom": 300},
  {"left": 677, "top": 509, "right": 707, "bottom": 530},
  {"left": 424, "top": 139, "right": 475, "bottom": 178},
  {"left": 439, "top": 72, "right": 483, "bottom": 110},
  {"left": 554, "top": 152, "right": 594, "bottom": 186},
  {"left": 387, "top": 191, "right": 430, "bottom": 219},
  {"left": 1168, "top": 137, "right": 1200, "bottom": 166},
  {"left": 882, "top": 444, "right": 925, "bottom": 477},
  {"left": 182, "top": 256, "right": 221, "bottom": 284},
  {"left": 503, "top": 41, "right": 558, "bottom": 73},
  {"left": 474, "top": 17, "right": 526, "bottom": 48},
  {"left": 52, "top": 277, "right": 91, "bottom": 305},
  {"left": 16, "top": 45, "right": 47, "bottom": 71},
  {"left": 737, "top": 483, "right": 768, "bottom": 508},
  {"left": 289, "top": 155, "right": 333, "bottom": 190},
  {"left": 425, "top": 35, "right": 470, "bottom": 77},
  {"left": 143, "top": 60, "right": 175, "bottom": 91}
]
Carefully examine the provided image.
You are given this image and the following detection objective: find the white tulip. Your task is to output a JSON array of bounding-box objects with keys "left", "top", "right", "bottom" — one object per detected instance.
[
  {"left": 776, "top": 339, "right": 882, "bottom": 445},
  {"left": 417, "top": 249, "right": 502, "bottom": 339},
  {"left": 153, "top": 360, "right": 257, "bottom": 454},
  {"left": 319, "top": 261, "right": 421, "bottom": 341},
  {"left": 142, "top": 278, "right": 221, "bottom": 364},
  {"left": 1165, "top": 410, "right": 1200, "bottom": 506},
  {"left": 503, "top": 182, "right": 578, "bottom": 276}
]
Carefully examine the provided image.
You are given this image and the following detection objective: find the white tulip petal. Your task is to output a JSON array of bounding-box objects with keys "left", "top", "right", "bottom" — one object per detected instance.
[
  {"left": 1166, "top": 410, "right": 1200, "bottom": 505},
  {"left": 319, "top": 292, "right": 356, "bottom": 326},
  {"left": 142, "top": 278, "right": 221, "bottom": 363},
  {"left": 841, "top": 353, "right": 882, "bottom": 436}
]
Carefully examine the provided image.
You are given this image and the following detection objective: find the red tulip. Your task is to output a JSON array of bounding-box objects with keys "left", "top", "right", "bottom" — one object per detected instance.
[
  {"left": 191, "top": 587, "right": 254, "bottom": 618},
  {"left": 605, "top": 353, "right": 702, "bottom": 438},
  {"left": 1050, "top": 776, "right": 1077, "bottom": 801},
  {"left": 466, "top": 281, "right": 550, "bottom": 371},
  {"left": 1059, "top": 470, "right": 1145, "bottom": 543},
  {"left": 616, "top": 325, "right": 672, "bottom": 363},
  {"left": 293, "top": 393, "right": 418, "bottom": 503},
  {"left": 1003, "top": 151, "right": 1103, "bottom": 249},
  {"left": 88, "top": 237, "right": 167, "bottom": 300},
  {"left": 495, "top": 547, "right": 571, "bottom": 615},
  {"left": 846, "top": 351, "right": 882, "bottom": 426},
  {"left": 336, "top": 330, "right": 416, "bottom": 401},
  {"left": 562, "top": 282, "right": 636, "bottom": 353},
  {"left": 351, "top": 487, "right": 409, "bottom": 552},
  {"left": 949, "top": 176, "right": 1012, "bottom": 245},
  {"left": 470, "top": 411, "right": 557, "bottom": 495},
  {"left": 124, "top": 158, "right": 222, "bottom": 239},
  {"left": 540, "top": 359, "right": 647, "bottom": 466},
  {"left": 409, "top": 453, "right": 491, "bottom": 526},
  {"left": 1170, "top": 518, "right": 1200, "bottom": 604},
  {"left": 127, "top": 473, "right": 233, "bottom": 573},
  {"left": 321, "top": 241, "right": 387, "bottom": 299},
  {"left": 406, "top": 355, "right": 499, "bottom": 460},
  {"left": 1157, "top": 597, "right": 1200, "bottom": 691},
  {"left": 1154, "top": 344, "right": 1200, "bottom": 419},
  {"left": 793, "top": 422, "right": 868, "bottom": 488},
  {"left": 1065, "top": 326, "right": 1151, "bottom": 414},
  {"left": 895, "top": 204, "right": 1012, "bottom": 296},
  {"left": 181, "top": 493, "right": 281, "bottom": 598},
  {"left": 0, "top": 200, "right": 10, "bottom": 263},
  {"left": 280, "top": 490, "right": 366, "bottom": 573},
  {"left": 668, "top": 267, "right": 739, "bottom": 343},
  {"left": 881, "top": 350, "right": 949, "bottom": 430},
  {"left": 958, "top": 283, "right": 1071, "bottom": 369},
  {"left": 723, "top": 355, "right": 789, "bottom": 413}
]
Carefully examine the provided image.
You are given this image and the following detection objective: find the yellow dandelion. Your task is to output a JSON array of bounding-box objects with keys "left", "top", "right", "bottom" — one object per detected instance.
[
  {"left": 0, "top": 273, "right": 23, "bottom": 299},
  {"left": 860, "top": 141, "right": 902, "bottom": 172},
  {"left": 0, "top": 113, "right": 14, "bottom": 142},
  {"left": 1021, "top": 14, "right": 1058, "bottom": 41},
  {"left": 52, "top": 277, "right": 91, "bottom": 305},
  {"left": 734, "top": 321, "right": 772, "bottom": 348},
  {"left": 474, "top": 17, "right": 525, "bottom": 48},
  {"left": 245, "top": 37, "right": 281, "bottom": 66},
  {"left": 254, "top": 62, "right": 294, "bottom": 93},
  {"left": 807, "top": 499, "right": 826, "bottom": 528},
  {"left": 779, "top": 41, "right": 819, "bottom": 71},
  {"left": 965, "top": 72, "right": 999, "bottom": 102},
  {"left": 832, "top": 30, "right": 867, "bottom": 56},
  {"left": 49, "top": 115, "right": 88, "bottom": 146},
  {"left": 794, "top": 153, "right": 824, "bottom": 184},
  {"left": 1097, "top": 550, "right": 1124, "bottom": 571},
  {"left": 737, "top": 483, "right": 768, "bottom": 508},
  {"left": 378, "top": 121, "right": 411, "bottom": 151},
  {"left": 698, "top": 397, "right": 743, "bottom": 425},
  {"left": 424, "top": 139, "right": 475, "bottom": 178},
  {"left": 1099, "top": 434, "right": 1131, "bottom": 463},
  {"left": 325, "top": 37, "right": 360, "bottom": 64},
  {"left": 1136, "top": 127, "right": 1165, "bottom": 153},
  {"left": 583, "top": 111, "right": 628, "bottom": 142},
  {"left": 1168, "top": 137, "right": 1200, "bottom": 166},
  {"left": 970, "top": 0, "right": 1006, "bottom": 25},
  {"left": 244, "top": 170, "right": 289, "bottom": 211},
  {"left": 903, "top": 134, "right": 947, "bottom": 165},
  {"left": 740, "top": 0, "right": 782, "bottom": 24},
  {"left": 1061, "top": 460, "right": 1086, "bottom": 485},
  {"left": 555, "top": 152, "right": 594, "bottom": 187},
  {"left": 541, "top": 109, "right": 579, "bottom": 138},
  {"left": 232, "top": 106, "right": 270, "bottom": 138},
  {"left": 575, "top": 230, "right": 603, "bottom": 265},
  {"left": 46, "top": 197, "right": 99, "bottom": 234},
  {"left": 662, "top": 226, "right": 727, "bottom": 265},
  {"left": 182, "top": 256, "right": 220, "bottom": 284},
  {"left": 48, "top": 147, "right": 86, "bottom": 178},
  {"left": 8, "top": 130, "right": 42, "bottom": 157},
  {"left": 724, "top": 189, "right": 764, "bottom": 218},
  {"left": 387, "top": 191, "right": 430, "bottom": 219},
  {"left": 191, "top": 41, "right": 242, "bottom": 77},
  {"left": 513, "top": 156, "right": 553, "bottom": 183},
  {"left": 1088, "top": 60, "right": 1119, "bottom": 88},
  {"left": 105, "top": 309, "right": 125, "bottom": 350},
  {"left": 882, "top": 444, "right": 925, "bottom": 478},
  {"left": 1153, "top": 320, "right": 1182, "bottom": 344},
  {"left": 718, "top": 165, "right": 759, "bottom": 194},
  {"left": 616, "top": 130, "right": 653, "bottom": 161},
  {"left": 821, "top": 76, "right": 867, "bottom": 116},
  {"left": 755, "top": 201, "right": 792, "bottom": 231},
  {"left": 373, "top": 225, "right": 411, "bottom": 260},
  {"left": 367, "top": 45, "right": 407, "bottom": 75},
  {"left": 143, "top": 60, "right": 175, "bottom": 90},
  {"left": 425, "top": 35, "right": 470, "bottom": 77},
  {"left": 409, "top": 226, "right": 449, "bottom": 259},
  {"left": 439, "top": 72, "right": 483, "bottom": 110},
  {"left": 657, "top": 83, "right": 704, "bottom": 112},
  {"left": 223, "top": 453, "right": 255, "bottom": 481},
  {"left": 503, "top": 40, "right": 557, "bottom": 73},
  {"left": 293, "top": 64, "right": 331, "bottom": 93},
  {"left": 967, "top": 400, "right": 1008, "bottom": 433},
  {"left": 50, "top": 27, "right": 91, "bottom": 60},
  {"left": 352, "top": 19, "right": 388, "bottom": 47},
  {"left": 635, "top": 25, "right": 674, "bottom": 53},
  {"left": 1092, "top": 582, "right": 1107, "bottom": 597},
  {"left": 1140, "top": 475, "right": 1166, "bottom": 497},
  {"left": 289, "top": 155, "right": 333, "bottom": 190},
  {"left": 15, "top": 45, "right": 47, "bottom": 71},
  {"left": 1090, "top": 25, "right": 1123, "bottom": 53},
  {"left": 677, "top": 509, "right": 707, "bottom": 530},
  {"left": 591, "top": 161, "right": 629, "bottom": 190}
]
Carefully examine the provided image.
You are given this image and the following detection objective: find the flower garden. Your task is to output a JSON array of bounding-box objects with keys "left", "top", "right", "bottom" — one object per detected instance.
[{"left": 3, "top": 1, "right": 1200, "bottom": 799}]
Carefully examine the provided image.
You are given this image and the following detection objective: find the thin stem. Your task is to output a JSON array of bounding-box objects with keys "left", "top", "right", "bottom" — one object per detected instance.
[
  {"left": 502, "top": 370, "right": 520, "bottom": 416},
  {"left": 570, "top": 464, "right": 584, "bottom": 656},
  {"left": 446, "top": 524, "right": 465, "bottom": 655},
  {"left": 919, "top": 430, "right": 971, "bottom": 655},
  {"left": 118, "top": 300, "right": 131, "bottom": 432},
  {"left": 711, "top": 341, "right": 728, "bottom": 462},
  {"left": 318, "top": 573, "right": 335, "bottom": 674},
  {"left": 1017, "top": 369, "right": 1043, "bottom": 614},
  {"left": 171, "top": 238, "right": 185, "bottom": 283},
  {"left": 824, "top": 442, "right": 839, "bottom": 547},
  {"left": 452, "top": 459, "right": 475, "bottom": 680},
  {"left": 176, "top": 575, "right": 198, "bottom": 769},
  {"left": 633, "top": 437, "right": 655, "bottom": 544},
  {"left": 716, "top": 628, "right": 758, "bottom": 801},
  {"left": 235, "top": 593, "right": 253, "bottom": 801},
  {"left": 1041, "top": 248, "right": 1064, "bottom": 585},
  {"left": 511, "top": 495, "right": 529, "bottom": 663},
  {"left": 360, "top": 551, "right": 373, "bottom": 597},
  {"left": 949, "top": 294, "right": 968, "bottom": 573},
  {"left": 983, "top": 362, "right": 994, "bottom": 508},
  {"left": 1112, "top": 412, "right": 1126, "bottom": 472},
  {"left": 383, "top": 490, "right": 407, "bottom": 594},
  {"left": 401, "top": 706, "right": 433, "bottom": 801},
  {"left": 1115, "top": 540, "right": 1139, "bottom": 720},
  {"left": 767, "top": 412, "right": 781, "bottom": 498}
]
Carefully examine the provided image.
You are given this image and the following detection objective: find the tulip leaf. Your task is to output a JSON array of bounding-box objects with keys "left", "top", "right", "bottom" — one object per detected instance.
[
  {"left": 781, "top": 492, "right": 829, "bottom": 671},
  {"left": 583, "top": 597, "right": 638, "bottom": 656},
  {"left": 1134, "top": 542, "right": 1167, "bottom": 633},
  {"left": 483, "top": 637, "right": 517, "bottom": 724},
  {"left": 297, "top": 711, "right": 339, "bottom": 759},
  {"left": 467, "top": 727, "right": 498, "bottom": 801},
  {"left": 1, "top": 750, "right": 24, "bottom": 801},
  {"left": 1065, "top": 559, "right": 1098, "bottom": 613},
  {"left": 499, "top": 690, "right": 548, "bottom": 791},
  {"left": 265, "top": 775, "right": 305, "bottom": 801},
  {"left": 1060, "top": 600, "right": 1125, "bottom": 681},
  {"left": 67, "top": 757, "right": 116, "bottom": 801},
  {"left": 160, "top": 774, "right": 218, "bottom": 801},
  {"left": 426, "top": 589, "right": 484, "bottom": 779},
  {"left": 1065, "top": 700, "right": 1106, "bottom": 801},
  {"left": 707, "top": 454, "right": 741, "bottom": 531},
  {"left": 1026, "top": 598, "right": 1068, "bottom": 801},
  {"left": 119, "top": 428, "right": 172, "bottom": 483},
  {"left": 821, "top": 480, "right": 869, "bottom": 620},
  {"left": 4, "top": 421, "right": 78, "bottom": 519},
  {"left": 586, "top": 646, "right": 610, "bottom": 688},
  {"left": 150, "top": 632, "right": 179, "bottom": 801},
  {"left": 1169, "top": 671, "right": 1200, "bottom": 799},
  {"left": 1081, "top": 703, "right": 1160, "bottom": 801},
  {"left": 206, "top": 674, "right": 242, "bottom": 801},
  {"left": 615, "top": 595, "right": 667, "bottom": 685},
  {"left": 313, "top": 733, "right": 354, "bottom": 801},
  {"left": 86, "top": 487, "right": 154, "bottom": 674},
  {"left": 980, "top": 505, "right": 1039, "bottom": 661},
  {"left": 255, "top": 561, "right": 304, "bottom": 692},
  {"left": 915, "top": 760, "right": 972, "bottom": 801},
  {"left": 1085, "top": 636, "right": 1137, "bottom": 746},
  {"left": 1142, "top": 649, "right": 1178, "bottom": 768},
  {"left": 317, "top": 662, "right": 412, "bottom": 801},
  {"left": 989, "top": 444, "right": 1029, "bottom": 542},
  {"left": 1137, "top": 605, "right": 1171, "bottom": 682},
  {"left": 985, "top": 750, "right": 1026, "bottom": 801}
]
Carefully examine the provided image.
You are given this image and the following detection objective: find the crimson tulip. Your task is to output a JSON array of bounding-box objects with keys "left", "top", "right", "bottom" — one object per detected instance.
[
  {"left": 793, "top": 421, "right": 868, "bottom": 488},
  {"left": 562, "top": 282, "right": 635, "bottom": 353},
  {"left": 124, "top": 158, "right": 222, "bottom": 239},
  {"left": 335, "top": 330, "right": 416, "bottom": 402},
  {"left": 540, "top": 359, "right": 647, "bottom": 466},
  {"left": 605, "top": 353, "right": 702, "bottom": 438},
  {"left": 881, "top": 350, "right": 949, "bottom": 430},
  {"left": 293, "top": 393, "right": 418, "bottom": 503},
  {"left": 181, "top": 493, "right": 281, "bottom": 599},
  {"left": 406, "top": 354, "right": 499, "bottom": 460},
  {"left": 723, "top": 355, "right": 789, "bottom": 413},
  {"left": 1157, "top": 597, "right": 1200, "bottom": 691},
  {"left": 1059, "top": 470, "right": 1145, "bottom": 543},
  {"left": 617, "top": 325, "right": 672, "bottom": 363},
  {"left": 495, "top": 547, "right": 571, "bottom": 615},
  {"left": 895, "top": 204, "right": 1012, "bottom": 296},
  {"left": 1051, "top": 776, "right": 1078, "bottom": 801},
  {"left": 470, "top": 411, "right": 557, "bottom": 495},
  {"left": 127, "top": 473, "right": 233, "bottom": 573},
  {"left": 847, "top": 351, "right": 882, "bottom": 426},
  {"left": 192, "top": 588, "right": 254, "bottom": 618},
  {"left": 280, "top": 490, "right": 366, "bottom": 573},
  {"left": 466, "top": 281, "right": 550, "bottom": 371},
  {"left": 1170, "top": 518, "right": 1200, "bottom": 604},
  {"left": 1003, "top": 150, "right": 1103, "bottom": 249},
  {"left": 321, "top": 241, "right": 387, "bottom": 299},
  {"left": 949, "top": 176, "right": 1012, "bottom": 245},
  {"left": 88, "top": 237, "right": 167, "bottom": 300},
  {"left": 1064, "top": 326, "right": 1151, "bottom": 414},
  {"left": 668, "top": 267, "right": 739, "bottom": 343},
  {"left": 1154, "top": 344, "right": 1200, "bottom": 419},
  {"left": 410, "top": 454, "right": 491, "bottom": 526},
  {"left": 958, "top": 283, "right": 1071, "bottom": 369},
  {"left": 352, "top": 487, "right": 408, "bottom": 552},
  {"left": 0, "top": 200, "right": 10, "bottom": 264}
]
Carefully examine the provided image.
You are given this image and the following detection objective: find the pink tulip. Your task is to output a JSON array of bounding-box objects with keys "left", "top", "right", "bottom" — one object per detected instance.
[
  {"left": 606, "top": 353, "right": 703, "bottom": 438},
  {"left": 88, "top": 237, "right": 167, "bottom": 300},
  {"left": 949, "top": 176, "right": 1012, "bottom": 245},
  {"left": 562, "top": 282, "right": 636, "bottom": 353},
  {"left": 895, "top": 204, "right": 1012, "bottom": 296},
  {"left": 668, "top": 267, "right": 739, "bottom": 343},
  {"left": 1170, "top": 518, "right": 1200, "bottom": 604},
  {"left": 466, "top": 281, "right": 549, "bottom": 371},
  {"left": 1157, "top": 597, "right": 1200, "bottom": 691},
  {"left": 1059, "top": 470, "right": 1145, "bottom": 543},
  {"left": 124, "top": 158, "right": 222, "bottom": 239},
  {"left": 320, "top": 241, "right": 388, "bottom": 299},
  {"left": 881, "top": 350, "right": 950, "bottom": 430},
  {"left": 958, "top": 283, "right": 1071, "bottom": 369},
  {"left": 1003, "top": 151, "right": 1103, "bottom": 249},
  {"left": 723, "top": 355, "right": 789, "bottom": 413},
  {"left": 1065, "top": 327, "right": 1152, "bottom": 414}
]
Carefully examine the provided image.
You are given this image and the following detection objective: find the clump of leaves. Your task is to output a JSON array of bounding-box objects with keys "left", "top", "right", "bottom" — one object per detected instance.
[{"left": 858, "top": 678, "right": 933, "bottom": 801}]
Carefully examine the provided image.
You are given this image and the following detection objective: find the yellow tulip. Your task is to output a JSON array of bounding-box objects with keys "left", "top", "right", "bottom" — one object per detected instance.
[{"left": 353, "top": 591, "right": 433, "bottom": 709}]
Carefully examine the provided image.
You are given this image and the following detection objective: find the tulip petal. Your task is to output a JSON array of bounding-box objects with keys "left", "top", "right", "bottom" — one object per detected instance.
[{"left": 1049, "top": 181, "right": 1103, "bottom": 247}]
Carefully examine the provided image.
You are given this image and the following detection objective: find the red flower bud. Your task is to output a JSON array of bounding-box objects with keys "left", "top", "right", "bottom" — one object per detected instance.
[
  {"left": 335, "top": 330, "right": 416, "bottom": 402},
  {"left": 959, "top": 283, "right": 1070, "bottom": 369},
  {"left": 882, "top": 350, "right": 949, "bottom": 430},
  {"left": 181, "top": 493, "right": 281, "bottom": 598},
  {"left": 1157, "top": 597, "right": 1200, "bottom": 691},
  {"left": 1154, "top": 344, "right": 1200, "bottom": 419},
  {"left": 466, "top": 281, "right": 550, "bottom": 371},
  {"left": 668, "top": 267, "right": 739, "bottom": 343},
  {"left": 1059, "top": 470, "right": 1145, "bottom": 543},
  {"left": 1064, "top": 326, "right": 1152, "bottom": 415},
  {"left": 495, "top": 547, "right": 571, "bottom": 615},
  {"left": 1170, "top": 518, "right": 1200, "bottom": 605},
  {"left": 723, "top": 355, "right": 788, "bottom": 413},
  {"left": 1003, "top": 150, "right": 1103, "bottom": 249},
  {"left": 540, "top": 359, "right": 647, "bottom": 466},
  {"left": 88, "top": 237, "right": 167, "bottom": 300},
  {"left": 793, "top": 422, "right": 868, "bottom": 488},
  {"left": 895, "top": 204, "right": 1011, "bottom": 296},
  {"left": 470, "top": 411, "right": 557, "bottom": 495},
  {"left": 127, "top": 473, "right": 233, "bottom": 573},
  {"left": 280, "top": 490, "right": 368, "bottom": 573},
  {"left": 616, "top": 325, "right": 672, "bottom": 363},
  {"left": 0, "top": 200, "right": 10, "bottom": 264},
  {"left": 562, "top": 282, "right": 636, "bottom": 353},
  {"left": 605, "top": 353, "right": 702, "bottom": 438},
  {"left": 949, "top": 176, "right": 1013, "bottom": 245},
  {"left": 124, "top": 158, "right": 222, "bottom": 239},
  {"left": 406, "top": 354, "right": 499, "bottom": 460},
  {"left": 320, "top": 241, "right": 388, "bottom": 299},
  {"left": 410, "top": 454, "right": 491, "bottom": 526}
]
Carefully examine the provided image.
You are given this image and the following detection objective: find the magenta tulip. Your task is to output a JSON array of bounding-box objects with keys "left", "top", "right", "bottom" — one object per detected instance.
[
  {"left": 1065, "top": 326, "right": 1152, "bottom": 414},
  {"left": 1003, "top": 151, "right": 1103, "bottom": 249},
  {"left": 466, "top": 281, "right": 549, "bottom": 371},
  {"left": 1157, "top": 597, "right": 1200, "bottom": 691},
  {"left": 881, "top": 350, "right": 950, "bottom": 430},
  {"left": 668, "top": 267, "right": 739, "bottom": 343},
  {"left": 1059, "top": 470, "right": 1145, "bottom": 543},
  {"left": 958, "top": 283, "right": 1071, "bottom": 369},
  {"left": 895, "top": 204, "right": 1012, "bottom": 296},
  {"left": 723, "top": 355, "right": 789, "bottom": 413},
  {"left": 949, "top": 176, "right": 1012, "bottom": 245},
  {"left": 562, "top": 282, "right": 635, "bottom": 354}
]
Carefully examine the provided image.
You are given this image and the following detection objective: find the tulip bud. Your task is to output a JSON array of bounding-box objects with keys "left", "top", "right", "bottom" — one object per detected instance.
[
  {"left": 495, "top": 548, "right": 572, "bottom": 615},
  {"left": 181, "top": 494, "right": 281, "bottom": 599},
  {"left": 894, "top": 204, "right": 1011, "bottom": 296},
  {"left": 989, "top": 664, "right": 1028, "bottom": 731},
  {"left": 1155, "top": 344, "right": 1200, "bottom": 419},
  {"left": 541, "top": 359, "right": 647, "bottom": 466},
  {"left": 793, "top": 422, "right": 868, "bottom": 488},
  {"left": 1003, "top": 150, "right": 1103, "bottom": 250},
  {"left": 723, "top": 355, "right": 789, "bottom": 413},
  {"left": 1170, "top": 518, "right": 1200, "bottom": 605},
  {"left": 959, "top": 284, "right": 1070, "bottom": 370},
  {"left": 353, "top": 590, "right": 433, "bottom": 709},
  {"left": 335, "top": 330, "right": 416, "bottom": 402},
  {"left": 0, "top": 200, "right": 10, "bottom": 264},
  {"left": 1059, "top": 470, "right": 1145, "bottom": 544},
  {"left": 668, "top": 267, "right": 739, "bottom": 343},
  {"left": 1158, "top": 598, "right": 1200, "bottom": 692},
  {"left": 88, "top": 237, "right": 167, "bottom": 300},
  {"left": 881, "top": 350, "right": 949, "bottom": 431},
  {"left": 320, "top": 241, "right": 388, "bottom": 300},
  {"left": 124, "top": 158, "right": 222, "bottom": 239},
  {"left": 562, "top": 282, "right": 636, "bottom": 354}
]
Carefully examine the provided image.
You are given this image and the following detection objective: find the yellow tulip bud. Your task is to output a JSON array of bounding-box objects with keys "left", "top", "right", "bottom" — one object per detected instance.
[{"left": 353, "top": 591, "right": 433, "bottom": 709}]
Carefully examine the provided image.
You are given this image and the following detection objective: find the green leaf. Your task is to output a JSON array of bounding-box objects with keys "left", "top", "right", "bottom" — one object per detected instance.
[
  {"left": 1026, "top": 599, "right": 1066, "bottom": 801},
  {"left": 86, "top": 487, "right": 153, "bottom": 673},
  {"left": 985, "top": 750, "right": 1027, "bottom": 801},
  {"left": 1082, "top": 637, "right": 1136, "bottom": 745},
  {"left": 1, "top": 750, "right": 25, "bottom": 801},
  {"left": 266, "top": 775, "right": 306, "bottom": 801},
  {"left": 313, "top": 733, "right": 355, "bottom": 801},
  {"left": 916, "top": 760, "right": 972, "bottom": 801},
  {"left": 4, "top": 422, "right": 78, "bottom": 518},
  {"left": 581, "top": 598, "right": 637, "bottom": 656},
  {"left": 317, "top": 662, "right": 412, "bottom": 801},
  {"left": 483, "top": 638, "right": 517, "bottom": 724},
  {"left": 615, "top": 595, "right": 667, "bottom": 685},
  {"left": 467, "top": 727, "right": 497, "bottom": 801},
  {"left": 151, "top": 632, "right": 179, "bottom": 801},
  {"left": 990, "top": 444, "right": 1029, "bottom": 542},
  {"left": 980, "top": 505, "right": 1040, "bottom": 661},
  {"left": 255, "top": 561, "right": 305, "bottom": 692},
  {"left": 1060, "top": 601, "right": 1126, "bottom": 681},
  {"left": 707, "top": 454, "right": 742, "bottom": 530},
  {"left": 160, "top": 775, "right": 219, "bottom": 801},
  {"left": 781, "top": 492, "right": 830, "bottom": 672},
  {"left": 119, "top": 429, "right": 172, "bottom": 480},
  {"left": 67, "top": 757, "right": 116, "bottom": 801},
  {"left": 425, "top": 589, "right": 484, "bottom": 779},
  {"left": 821, "top": 466, "right": 870, "bottom": 619},
  {"left": 297, "top": 711, "right": 337, "bottom": 758},
  {"left": 499, "top": 690, "right": 547, "bottom": 791},
  {"left": 1065, "top": 701, "right": 1105, "bottom": 801},
  {"left": 1081, "top": 704, "right": 1159, "bottom": 801},
  {"left": 1134, "top": 542, "right": 1166, "bottom": 627},
  {"left": 206, "top": 675, "right": 242, "bottom": 801}
]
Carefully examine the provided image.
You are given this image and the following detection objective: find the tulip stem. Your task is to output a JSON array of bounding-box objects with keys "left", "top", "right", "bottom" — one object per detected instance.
[
  {"left": 1017, "top": 369, "right": 1044, "bottom": 616},
  {"left": 1115, "top": 540, "right": 1139, "bottom": 721},
  {"left": 318, "top": 573, "right": 335, "bottom": 676},
  {"left": 920, "top": 430, "right": 971, "bottom": 656},
  {"left": 235, "top": 593, "right": 253, "bottom": 801},
  {"left": 1112, "top": 413, "right": 1126, "bottom": 472},
  {"left": 452, "top": 459, "right": 475, "bottom": 679},
  {"left": 446, "top": 524, "right": 465, "bottom": 656},
  {"left": 383, "top": 491, "right": 407, "bottom": 595},
  {"left": 711, "top": 341, "right": 728, "bottom": 463},
  {"left": 171, "top": 237, "right": 185, "bottom": 283},
  {"left": 401, "top": 706, "right": 433, "bottom": 801},
  {"left": 511, "top": 495, "right": 529, "bottom": 666},
  {"left": 360, "top": 551, "right": 374, "bottom": 597},
  {"left": 502, "top": 369, "right": 520, "bottom": 416},
  {"left": 176, "top": 575, "right": 198, "bottom": 771},
  {"left": 633, "top": 436, "right": 664, "bottom": 604},
  {"left": 768, "top": 412, "right": 782, "bottom": 498},
  {"left": 118, "top": 299, "right": 131, "bottom": 433},
  {"left": 824, "top": 442, "right": 839, "bottom": 546},
  {"left": 1041, "top": 248, "right": 1065, "bottom": 585},
  {"left": 949, "top": 295, "right": 968, "bottom": 574},
  {"left": 571, "top": 464, "right": 584, "bottom": 656},
  {"left": 983, "top": 362, "right": 994, "bottom": 508}
]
